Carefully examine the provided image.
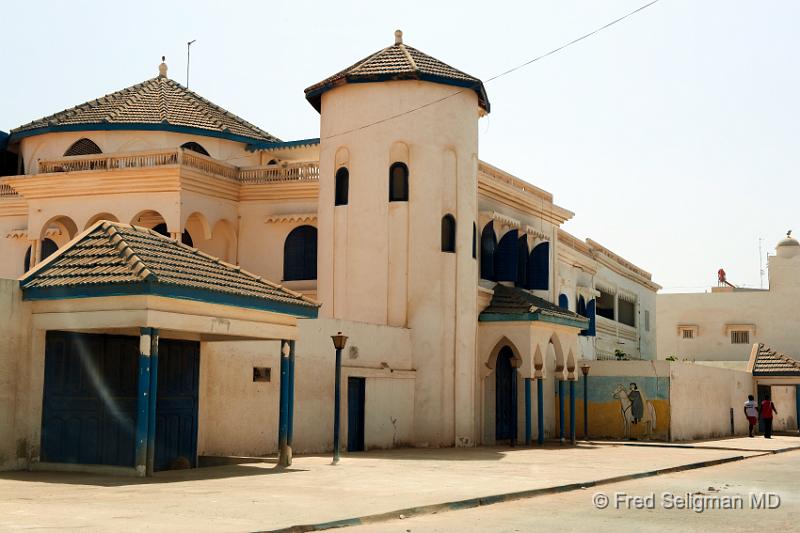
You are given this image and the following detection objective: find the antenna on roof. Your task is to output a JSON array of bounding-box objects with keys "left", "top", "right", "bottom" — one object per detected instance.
[
  {"left": 187, "top": 40, "right": 196, "bottom": 87},
  {"left": 758, "top": 237, "right": 765, "bottom": 289}
]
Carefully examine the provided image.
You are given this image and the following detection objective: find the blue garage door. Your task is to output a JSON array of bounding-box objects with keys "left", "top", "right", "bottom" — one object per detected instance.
[{"left": 41, "top": 331, "right": 199, "bottom": 470}]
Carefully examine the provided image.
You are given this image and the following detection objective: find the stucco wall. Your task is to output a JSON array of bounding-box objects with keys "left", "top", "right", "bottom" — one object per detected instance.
[
  {"left": 0, "top": 279, "right": 31, "bottom": 471},
  {"left": 198, "top": 317, "right": 414, "bottom": 456},
  {"left": 770, "top": 385, "right": 797, "bottom": 431}
]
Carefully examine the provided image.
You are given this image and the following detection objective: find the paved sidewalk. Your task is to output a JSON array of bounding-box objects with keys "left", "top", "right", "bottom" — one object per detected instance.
[{"left": 0, "top": 436, "right": 797, "bottom": 532}]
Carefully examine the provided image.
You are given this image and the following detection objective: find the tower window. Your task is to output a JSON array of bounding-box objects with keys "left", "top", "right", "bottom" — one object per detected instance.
[
  {"left": 64, "top": 138, "right": 102, "bottom": 157},
  {"left": 472, "top": 223, "right": 477, "bottom": 259},
  {"left": 335, "top": 167, "right": 349, "bottom": 206},
  {"left": 389, "top": 162, "right": 409, "bottom": 202},
  {"left": 441, "top": 214, "right": 456, "bottom": 253},
  {"left": 180, "top": 142, "right": 210, "bottom": 156},
  {"left": 284, "top": 225, "right": 317, "bottom": 281}
]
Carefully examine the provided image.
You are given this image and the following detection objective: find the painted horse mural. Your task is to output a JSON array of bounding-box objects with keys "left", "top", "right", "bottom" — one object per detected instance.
[{"left": 612, "top": 383, "right": 657, "bottom": 439}]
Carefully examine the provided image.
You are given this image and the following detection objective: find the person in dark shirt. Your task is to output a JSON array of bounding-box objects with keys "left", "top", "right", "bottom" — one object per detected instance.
[{"left": 760, "top": 394, "right": 778, "bottom": 439}]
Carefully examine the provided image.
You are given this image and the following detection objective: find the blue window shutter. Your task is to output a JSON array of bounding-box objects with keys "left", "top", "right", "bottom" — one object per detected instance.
[
  {"left": 527, "top": 241, "right": 549, "bottom": 290},
  {"left": 480, "top": 222, "right": 497, "bottom": 280},
  {"left": 516, "top": 236, "right": 528, "bottom": 287},
  {"left": 495, "top": 230, "right": 518, "bottom": 282},
  {"left": 584, "top": 299, "right": 596, "bottom": 336}
]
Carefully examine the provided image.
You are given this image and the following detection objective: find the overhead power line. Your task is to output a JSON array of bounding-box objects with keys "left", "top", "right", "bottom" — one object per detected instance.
[{"left": 323, "top": 0, "right": 661, "bottom": 141}]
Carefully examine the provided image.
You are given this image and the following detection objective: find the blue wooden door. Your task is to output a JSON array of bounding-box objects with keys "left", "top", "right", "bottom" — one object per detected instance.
[
  {"left": 41, "top": 331, "right": 138, "bottom": 467},
  {"left": 347, "top": 377, "right": 366, "bottom": 452},
  {"left": 155, "top": 339, "right": 200, "bottom": 470},
  {"left": 495, "top": 347, "right": 517, "bottom": 442}
]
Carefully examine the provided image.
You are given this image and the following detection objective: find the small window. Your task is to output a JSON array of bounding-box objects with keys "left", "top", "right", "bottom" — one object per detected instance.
[
  {"left": 558, "top": 294, "right": 569, "bottom": 310},
  {"left": 618, "top": 299, "right": 636, "bottom": 327},
  {"left": 335, "top": 167, "right": 349, "bottom": 206},
  {"left": 253, "top": 367, "right": 271, "bottom": 382},
  {"left": 681, "top": 328, "right": 695, "bottom": 339},
  {"left": 181, "top": 142, "right": 210, "bottom": 156},
  {"left": 284, "top": 225, "right": 317, "bottom": 281},
  {"left": 472, "top": 223, "right": 477, "bottom": 259},
  {"left": 389, "top": 162, "right": 409, "bottom": 202},
  {"left": 64, "top": 138, "right": 102, "bottom": 157},
  {"left": 441, "top": 214, "right": 456, "bottom": 253},
  {"left": 644, "top": 310, "right": 650, "bottom": 332},
  {"left": 731, "top": 331, "right": 750, "bottom": 344}
]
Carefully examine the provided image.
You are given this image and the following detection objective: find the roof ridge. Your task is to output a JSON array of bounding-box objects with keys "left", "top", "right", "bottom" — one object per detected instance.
[
  {"left": 104, "top": 222, "right": 155, "bottom": 281},
  {"left": 398, "top": 43, "right": 418, "bottom": 72}
]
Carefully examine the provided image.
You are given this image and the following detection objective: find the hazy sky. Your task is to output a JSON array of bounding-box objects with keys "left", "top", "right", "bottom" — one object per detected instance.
[{"left": 2, "top": 1, "right": 798, "bottom": 292}]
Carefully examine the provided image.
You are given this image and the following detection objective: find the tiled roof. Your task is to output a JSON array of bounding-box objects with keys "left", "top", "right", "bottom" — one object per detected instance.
[
  {"left": 752, "top": 344, "right": 800, "bottom": 376},
  {"left": 305, "top": 39, "right": 490, "bottom": 113},
  {"left": 21, "top": 222, "right": 318, "bottom": 314},
  {"left": 480, "top": 284, "right": 588, "bottom": 325},
  {"left": 11, "top": 76, "right": 280, "bottom": 143}
]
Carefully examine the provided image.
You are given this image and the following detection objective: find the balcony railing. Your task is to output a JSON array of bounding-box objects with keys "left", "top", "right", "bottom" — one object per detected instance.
[{"left": 30, "top": 149, "right": 319, "bottom": 185}]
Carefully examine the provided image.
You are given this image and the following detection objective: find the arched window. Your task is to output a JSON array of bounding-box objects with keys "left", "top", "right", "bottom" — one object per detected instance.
[
  {"left": 527, "top": 241, "right": 549, "bottom": 290},
  {"left": 64, "top": 138, "right": 102, "bottom": 157},
  {"left": 472, "top": 223, "right": 477, "bottom": 259},
  {"left": 152, "top": 223, "right": 193, "bottom": 246},
  {"left": 577, "top": 295, "right": 587, "bottom": 316},
  {"left": 335, "top": 167, "right": 349, "bottom": 206},
  {"left": 579, "top": 298, "right": 596, "bottom": 337},
  {"left": 284, "top": 225, "right": 317, "bottom": 281},
  {"left": 495, "top": 230, "right": 518, "bottom": 282},
  {"left": 558, "top": 294, "right": 569, "bottom": 310},
  {"left": 441, "top": 214, "right": 456, "bottom": 253},
  {"left": 180, "top": 142, "right": 210, "bottom": 156},
  {"left": 23, "top": 238, "right": 58, "bottom": 272},
  {"left": 516, "top": 236, "right": 529, "bottom": 287},
  {"left": 389, "top": 162, "right": 408, "bottom": 202},
  {"left": 480, "top": 222, "right": 498, "bottom": 280}
]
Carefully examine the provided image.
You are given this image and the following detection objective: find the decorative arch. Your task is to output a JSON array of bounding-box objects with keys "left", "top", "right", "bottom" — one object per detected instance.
[
  {"left": 480, "top": 221, "right": 497, "bottom": 280},
  {"left": 441, "top": 214, "right": 456, "bottom": 253},
  {"left": 84, "top": 212, "right": 119, "bottom": 229},
  {"left": 39, "top": 215, "right": 78, "bottom": 243},
  {"left": 130, "top": 210, "right": 167, "bottom": 230},
  {"left": 64, "top": 138, "right": 102, "bottom": 157},
  {"left": 180, "top": 141, "right": 210, "bottom": 156},
  {"left": 495, "top": 230, "right": 518, "bottom": 282},
  {"left": 547, "top": 333, "right": 566, "bottom": 376},
  {"left": 485, "top": 336, "right": 523, "bottom": 370},
  {"left": 283, "top": 225, "right": 317, "bottom": 281},
  {"left": 183, "top": 212, "right": 212, "bottom": 241}
]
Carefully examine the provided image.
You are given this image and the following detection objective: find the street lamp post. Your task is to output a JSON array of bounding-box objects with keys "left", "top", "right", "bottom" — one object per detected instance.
[
  {"left": 580, "top": 363, "right": 591, "bottom": 439},
  {"left": 330, "top": 332, "right": 348, "bottom": 465}
]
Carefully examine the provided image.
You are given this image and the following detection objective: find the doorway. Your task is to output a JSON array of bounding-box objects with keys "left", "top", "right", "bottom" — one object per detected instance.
[
  {"left": 495, "top": 346, "right": 517, "bottom": 443},
  {"left": 347, "top": 377, "right": 366, "bottom": 452}
]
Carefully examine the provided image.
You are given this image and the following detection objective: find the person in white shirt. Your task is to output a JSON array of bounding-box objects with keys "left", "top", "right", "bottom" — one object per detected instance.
[{"left": 743, "top": 395, "right": 758, "bottom": 437}]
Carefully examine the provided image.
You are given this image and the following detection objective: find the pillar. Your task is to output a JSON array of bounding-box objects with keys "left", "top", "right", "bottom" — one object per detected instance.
[
  {"left": 135, "top": 327, "right": 153, "bottom": 476},
  {"left": 558, "top": 380, "right": 565, "bottom": 445},
  {"left": 537, "top": 377, "right": 544, "bottom": 445},
  {"left": 146, "top": 329, "right": 159, "bottom": 476},
  {"left": 796, "top": 385, "right": 800, "bottom": 431},
  {"left": 569, "top": 380, "right": 576, "bottom": 445},
  {"left": 278, "top": 340, "right": 291, "bottom": 467},
  {"left": 524, "top": 378, "right": 532, "bottom": 446}
]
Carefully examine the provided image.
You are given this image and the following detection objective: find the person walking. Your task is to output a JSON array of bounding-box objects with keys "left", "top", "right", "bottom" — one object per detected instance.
[
  {"left": 760, "top": 393, "right": 778, "bottom": 439},
  {"left": 744, "top": 395, "right": 759, "bottom": 437}
]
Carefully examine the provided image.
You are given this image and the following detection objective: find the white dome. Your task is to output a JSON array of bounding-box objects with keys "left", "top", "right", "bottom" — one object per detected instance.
[{"left": 776, "top": 232, "right": 800, "bottom": 259}]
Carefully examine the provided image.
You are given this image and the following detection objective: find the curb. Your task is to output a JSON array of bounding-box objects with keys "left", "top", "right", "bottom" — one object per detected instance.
[
  {"left": 260, "top": 449, "right": 800, "bottom": 532},
  {"left": 585, "top": 440, "right": 800, "bottom": 455}
]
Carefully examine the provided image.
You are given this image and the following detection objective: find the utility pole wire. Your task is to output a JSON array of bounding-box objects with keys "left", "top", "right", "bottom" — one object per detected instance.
[{"left": 322, "top": 0, "right": 661, "bottom": 141}]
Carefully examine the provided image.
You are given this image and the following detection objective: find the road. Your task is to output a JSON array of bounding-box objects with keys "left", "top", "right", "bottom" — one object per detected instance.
[{"left": 345, "top": 450, "right": 800, "bottom": 532}]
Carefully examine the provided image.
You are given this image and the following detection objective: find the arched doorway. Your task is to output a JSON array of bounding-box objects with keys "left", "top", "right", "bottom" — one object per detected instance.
[{"left": 495, "top": 346, "right": 517, "bottom": 442}]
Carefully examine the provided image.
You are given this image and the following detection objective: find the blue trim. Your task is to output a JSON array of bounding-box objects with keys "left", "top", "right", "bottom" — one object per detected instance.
[
  {"left": 569, "top": 380, "right": 576, "bottom": 443},
  {"left": 21, "top": 281, "right": 318, "bottom": 319},
  {"left": 278, "top": 343, "right": 290, "bottom": 464},
  {"left": 146, "top": 329, "right": 159, "bottom": 476},
  {"left": 246, "top": 138, "right": 320, "bottom": 152},
  {"left": 558, "top": 380, "right": 565, "bottom": 443},
  {"left": 524, "top": 378, "right": 531, "bottom": 446},
  {"left": 537, "top": 377, "right": 544, "bottom": 445},
  {"left": 8, "top": 122, "right": 276, "bottom": 146},
  {"left": 479, "top": 312, "right": 588, "bottom": 330},
  {"left": 287, "top": 340, "right": 296, "bottom": 447}
]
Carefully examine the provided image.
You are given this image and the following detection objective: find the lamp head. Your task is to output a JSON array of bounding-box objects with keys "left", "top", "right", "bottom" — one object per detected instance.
[{"left": 331, "top": 332, "right": 348, "bottom": 350}]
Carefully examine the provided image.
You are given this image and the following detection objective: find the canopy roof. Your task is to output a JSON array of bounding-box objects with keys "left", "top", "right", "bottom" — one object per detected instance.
[{"left": 480, "top": 284, "right": 588, "bottom": 329}]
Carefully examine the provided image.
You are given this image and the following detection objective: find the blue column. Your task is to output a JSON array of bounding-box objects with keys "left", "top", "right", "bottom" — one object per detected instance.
[
  {"left": 146, "top": 328, "right": 159, "bottom": 476},
  {"left": 796, "top": 385, "right": 800, "bottom": 431},
  {"left": 524, "top": 378, "right": 532, "bottom": 446},
  {"left": 537, "top": 377, "right": 544, "bottom": 445},
  {"left": 569, "top": 380, "right": 576, "bottom": 445},
  {"left": 558, "top": 380, "right": 565, "bottom": 445},
  {"left": 135, "top": 327, "right": 152, "bottom": 476},
  {"left": 288, "top": 340, "right": 296, "bottom": 449},
  {"left": 278, "top": 340, "right": 291, "bottom": 467}
]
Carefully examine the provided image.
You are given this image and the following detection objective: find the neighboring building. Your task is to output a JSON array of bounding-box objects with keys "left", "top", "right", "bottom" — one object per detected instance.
[
  {"left": 0, "top": 31, "right": 659, "bottom": 474},
  {"left": 658, "top": 233, "right": 800, "bottom": 362}
]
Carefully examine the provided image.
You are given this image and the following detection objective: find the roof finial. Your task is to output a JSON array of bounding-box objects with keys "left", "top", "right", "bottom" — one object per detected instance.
[
  {"left": 158, "top": 56, "right": 168, "bottom": 78},
  {"left": 394, "top": 29, "right": 403, "bottom": 45}
]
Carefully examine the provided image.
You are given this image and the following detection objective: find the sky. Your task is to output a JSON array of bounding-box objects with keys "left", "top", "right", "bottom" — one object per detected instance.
[{"left": 2, "top": 0, "right": 798, "bottom": 292}]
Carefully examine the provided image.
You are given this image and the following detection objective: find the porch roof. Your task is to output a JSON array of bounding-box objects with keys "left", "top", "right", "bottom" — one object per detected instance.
[
  {"left": 749, "top": 343, "right": 800, "bottom": 377},
  {"left": 20, "top": 221, "right": 319, "bottom": 318},
  {"left": 479, "top": 284, "right": 589, "bottom": 329}
]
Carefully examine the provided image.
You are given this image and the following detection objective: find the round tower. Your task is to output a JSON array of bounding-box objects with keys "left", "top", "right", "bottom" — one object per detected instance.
[{"left": 305, "top": 31, "right": 490, "bottom": 446}]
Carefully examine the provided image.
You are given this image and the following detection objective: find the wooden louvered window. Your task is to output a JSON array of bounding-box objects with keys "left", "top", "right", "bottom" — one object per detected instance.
[{"left": 64, "top": 138, "right": 102, "bottom": 157}]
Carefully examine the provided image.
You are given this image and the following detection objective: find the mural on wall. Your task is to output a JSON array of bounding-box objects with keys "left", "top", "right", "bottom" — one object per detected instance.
[
  {"left": 566, "top": 375, "right": 670, "bottom": 441},
  {"left": 612, "top": 383, "right": 657, "bottom": 439}
]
